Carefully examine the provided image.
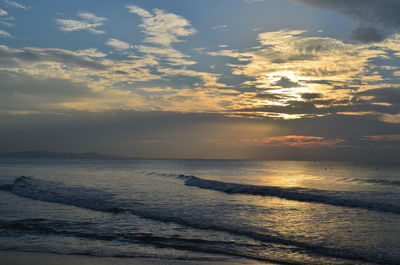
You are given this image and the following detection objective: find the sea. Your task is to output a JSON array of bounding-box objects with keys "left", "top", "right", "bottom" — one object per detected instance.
[{"left": 0, "top": 158, "right": 399, "bottom": 265}]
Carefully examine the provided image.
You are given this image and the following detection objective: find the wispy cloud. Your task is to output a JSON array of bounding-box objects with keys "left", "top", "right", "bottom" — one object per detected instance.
[
  {"left": 106, "top": 39, "right": 132, "bottom": 50},
  {"left": 136, "top": 45, "right": 197, "bottom": 66},
  {"left": 126, "top": 5, "right": 196, "bottom": 46},
  {"left": 243, "top": 0, "right": 264, "bottom": 3},
  {"left": 4, "top": 0, "right": 27, "bottom": 9},
  {"left": 125, "top": 5, "right": 226, "bottom": 87},
  {"left": 211, "top": 25, "right": 228, "bottom": 31},
  {"left": 0, "top": 29, "right": 11, "bottom": 37},
  {"left": 0, "top": 8, "right": 15, "bottom": 27},
  {"left": 56, "top": 12, "right": 107, "bottom": 34},
  {"left": 0, "top": 21, "right": 13, "bottom": 27},
  {"left": 157, "top": 67, "right": 227, "bottom": 88},
  {"left": 0, "top": 9, "right": 8, "bottom": 16}
]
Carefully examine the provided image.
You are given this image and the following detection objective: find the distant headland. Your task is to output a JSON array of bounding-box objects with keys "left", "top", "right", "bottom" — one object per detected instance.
[{"left": 0, "top": 151, "right": 116, "bottom": 159}]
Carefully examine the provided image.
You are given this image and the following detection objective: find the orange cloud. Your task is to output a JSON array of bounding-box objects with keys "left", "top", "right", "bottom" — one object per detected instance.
[
  {"left": 243, "top": 135, "right": 345, "bottom": 147},
  {"left": 363, "top": 135, "right": 400, "bottom": 141}
]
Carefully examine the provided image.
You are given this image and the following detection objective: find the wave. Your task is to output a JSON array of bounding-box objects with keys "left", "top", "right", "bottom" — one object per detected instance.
[
  {"left": 340, "top": 177, "right": 400, "bottom": 187},
  {"left": 0, "top": 176, "right": 396, "bottom": 264},
  {"left": 0, "top": 218, "right": 391, "bottom": 265},
  {"left": 0, "top": 176, "right": 118, "bottom": 212},
  {"left": 0, "top": 220, "right": 229, "bottom": 262},
  {"left": 0, "top": 218, "right": 278, "bottom": 263},
  {"left": 172, "top": 174, "right": 400, "bottom": 215}
]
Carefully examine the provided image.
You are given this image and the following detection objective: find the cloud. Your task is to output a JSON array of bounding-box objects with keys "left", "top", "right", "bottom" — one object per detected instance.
[
  {"left": 0, "top": 29, "right": 11, "bottom": 37},
  {"left": 293, "top": 0, "right": 400, "bottom": 42},
  {"left": 0, "top": 71, "right": 96, "bottom": 110},
  {"left": 301, "top": 93, "right": 322, "bottom": 100},
  {"left": 381, "top": 114, "right": 400, "bottom": 124},
  {"left": 243, "top": 135, "right": 345, "bottom": 147},
  {"left": 0, "top": 45, "right": 107, "bottom": 70},
  {"left": 0, "top": 21, "right": 14, "bottom": 28},
  {"left": 363, "top": 135, "right": 400, "bottom": 141},
  {"left": 136, "top": 45, "right": 196, "bottom": 66},
  {"left": 0, "top": 109, "right": 399, "bottom": 160},
  {"left": 0, "top": 44, "right": 237, "bottom": 113},
  {"left": 356, "top": 87, "right": 400, "bottom": 107},
  {"left": 0, "top": 67, "right": 153, "bottom": 113},
  {"left": 350, "top": 26, "right": 385, "bottom": 43},
  {"left": 211, "top": 25, "right": 228, "bottom": 31},
  {"left": 56, "top": 12, "right": 107, "bottom": 34},
  {"left": 77, "top": 12, "right": 106, "bottom": 23},
  {"left": 74, "top": 48, "right": 107, "bottom": 58},
  {"left": 208, "top": 30, "right": 400, "bottom": 121},
  {"left": 273, "top": 77, "right": 302, "bottom": 88},
  {"left": 126, "top": 5, "right": 196, "bottom": 46},
  {"left": 0, "top": 111, "right": 278, "bottom": 159},
  {"left": 157, "top": 67, "right": 227, "bottom": 88},
  {"left": 125, "top": 5, "right": 228, "bottom": 88},
  {"left": 0, "top": 8, "right": 15, "bottom": 28},
  {"left": 0, "top": 45, "right": 165, "bottom": 111},
  {"left": 106, "top": 39, "right": 132, "bottom": 50},
  {"left": 4, "top": 0, "right": 27, "bottom": 9},
  {"left": 221, "top": 30, "right": 380, "bottom": 85},
  {"left": 212, "top": 30, "right": 375, "bottom": 89},
  {"left": 243, "top": 0, "right": 264, "bottom": 3},
  {"left": 0, "top": 9, "right": 8, "bottom": 16}
]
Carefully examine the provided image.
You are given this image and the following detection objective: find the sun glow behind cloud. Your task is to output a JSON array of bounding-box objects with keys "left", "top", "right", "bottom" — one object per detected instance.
[{"left": 209, "top": 29, "right": 400, "bottom": 121}]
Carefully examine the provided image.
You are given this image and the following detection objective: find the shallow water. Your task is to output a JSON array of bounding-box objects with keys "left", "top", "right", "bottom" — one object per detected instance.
[{"left": 0, "top": 158, "right": 399, "bottom": 264}]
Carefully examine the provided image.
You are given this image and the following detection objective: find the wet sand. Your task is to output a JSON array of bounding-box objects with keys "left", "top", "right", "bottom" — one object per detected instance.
[{"left": 0, "top": 251, "right": 275, "bottom": 265}]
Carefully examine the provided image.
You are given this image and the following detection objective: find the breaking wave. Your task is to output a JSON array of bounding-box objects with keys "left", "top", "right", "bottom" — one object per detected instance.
[{"left": 173, "top": 174, "right": 400, "bottom": 214}]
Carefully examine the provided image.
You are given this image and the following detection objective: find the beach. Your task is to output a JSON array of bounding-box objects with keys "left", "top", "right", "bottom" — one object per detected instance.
[{"left": 0, "top": 251, "right": 270, "bottom": 265}]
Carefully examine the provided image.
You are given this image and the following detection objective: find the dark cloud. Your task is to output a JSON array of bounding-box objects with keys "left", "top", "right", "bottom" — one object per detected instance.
[
  {"left": 237, "top": 93, "right": 400, "bottom": 116},
  {"left": 273, "top": 77, "right": 302, "bottom": 88},
  {"left": 0, "top": 110, "right": 399, "bottom": 160},
  {"left": 0, "top": 45, "right": 107, "bottom": 70},
  {"left": 254, "top": 92, "right": 291, "bottom": 100},
  {"left": 301, "top": 93, "right": 322, "bottom": 100},
  {"left": 350, "top": 26, "right": 385, "bottom": 43},
  {"left": 113, "top": 70, "right": 129, "bottom": 75},
  {"left": 293, "top": 0, "right": 400, "bottom": 42},
  {"left": 0, "top": 70, "right": 95, "bottom": 111},
  {"left": 0, "top": 111, "right": 282, "bottom": 159},
  {"left": 356, "top": 87, "right": 400, "bottom": 104},
  {"left": 355, "top": 87, "right": 400, "bottom": 115}
]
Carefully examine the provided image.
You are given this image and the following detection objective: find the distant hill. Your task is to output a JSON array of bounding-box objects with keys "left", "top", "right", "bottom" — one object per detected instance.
[{"left": 0, "top": 151, "right": 115, "bottom": 159}]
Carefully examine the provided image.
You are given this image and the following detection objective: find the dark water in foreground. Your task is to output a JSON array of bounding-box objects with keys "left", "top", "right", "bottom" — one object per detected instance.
[{"left": 0, "top": 158, "right": 399, "bottom": 264}]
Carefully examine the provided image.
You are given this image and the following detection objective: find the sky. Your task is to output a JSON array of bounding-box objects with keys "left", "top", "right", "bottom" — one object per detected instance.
[{"left": 0, "top": 0, "right": 400, "bottom": 160}]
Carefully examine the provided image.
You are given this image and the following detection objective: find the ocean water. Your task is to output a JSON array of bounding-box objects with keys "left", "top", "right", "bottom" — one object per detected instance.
[{"left": 0, "top": 158, "right": 399, "bottom": 265}]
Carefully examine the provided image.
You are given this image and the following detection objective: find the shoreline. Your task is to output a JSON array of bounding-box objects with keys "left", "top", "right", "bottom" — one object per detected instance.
[{"left": 0, "top": 250, "right": 275, "bottom": 265}]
